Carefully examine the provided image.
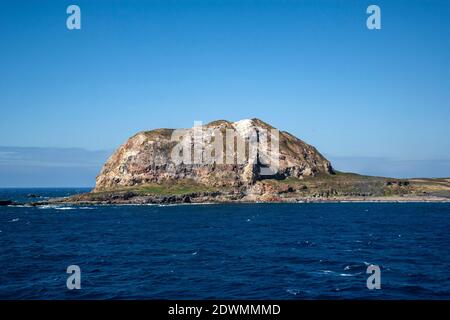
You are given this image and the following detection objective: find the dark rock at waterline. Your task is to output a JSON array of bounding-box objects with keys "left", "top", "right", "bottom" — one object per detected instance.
[
  {"left": 0, "top": 200, "right": 14, "bottom": 206},
  {"left": 27, "top": 194, "right": 41, "bottom": 198}
]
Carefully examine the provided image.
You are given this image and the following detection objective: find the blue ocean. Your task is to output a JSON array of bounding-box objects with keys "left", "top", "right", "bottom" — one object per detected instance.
[{"left": 0, "top": 188, "right": 449, "bottom": 299}]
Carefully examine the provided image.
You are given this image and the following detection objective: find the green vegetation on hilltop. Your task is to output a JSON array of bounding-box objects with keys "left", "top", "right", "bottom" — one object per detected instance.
[{"left": 92, "top": 179, "right": 223, "bottom": 196}]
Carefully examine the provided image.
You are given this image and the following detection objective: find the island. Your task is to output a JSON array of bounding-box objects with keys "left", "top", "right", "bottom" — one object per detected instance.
[{"left": 41, "top": 119, "right": 450, "bottom": 205}]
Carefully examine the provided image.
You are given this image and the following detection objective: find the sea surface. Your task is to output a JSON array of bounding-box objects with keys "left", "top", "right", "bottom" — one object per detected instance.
[{"left": 0, "top": 188, "right": 449, "bottom": 299}]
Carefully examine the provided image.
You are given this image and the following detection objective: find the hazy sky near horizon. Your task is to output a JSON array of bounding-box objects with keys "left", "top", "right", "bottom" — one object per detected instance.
[{"left": 1, "top": 0, "right": 450, "bottom": 185}]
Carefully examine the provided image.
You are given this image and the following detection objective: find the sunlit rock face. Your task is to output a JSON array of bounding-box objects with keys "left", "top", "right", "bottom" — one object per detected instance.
[{"left": 94, "top": 119, "right": 333, "bottom": 191}]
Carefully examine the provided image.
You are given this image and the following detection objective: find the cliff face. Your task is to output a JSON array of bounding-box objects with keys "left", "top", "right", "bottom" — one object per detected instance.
[{"left": 94, "top": 119, "right": 333, "bottom": 191}]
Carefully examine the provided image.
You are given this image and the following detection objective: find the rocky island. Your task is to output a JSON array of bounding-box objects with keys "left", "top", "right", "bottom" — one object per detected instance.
[{"left": 44, "top": 119, "right": 450, "bottom": 205}]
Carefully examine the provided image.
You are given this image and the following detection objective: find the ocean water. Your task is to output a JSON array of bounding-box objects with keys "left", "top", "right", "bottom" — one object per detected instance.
[{"left": 0, "top": 188, "right": 449, "bottom": 300}]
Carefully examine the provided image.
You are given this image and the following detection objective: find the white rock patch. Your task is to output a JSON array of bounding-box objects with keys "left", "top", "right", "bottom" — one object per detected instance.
[{"left": 232, "top": 119, "right": 256, "bottom": 138}]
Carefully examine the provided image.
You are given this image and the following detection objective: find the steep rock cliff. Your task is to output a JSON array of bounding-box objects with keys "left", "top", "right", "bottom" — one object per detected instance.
[{"left": 94, "top": 119, "right": 333, "bottom": 191}]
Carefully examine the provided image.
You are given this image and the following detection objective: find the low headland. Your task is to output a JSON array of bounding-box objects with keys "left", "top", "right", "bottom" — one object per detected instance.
[{"left": 38, "top": 172, "right": 450, "bottom": 206}]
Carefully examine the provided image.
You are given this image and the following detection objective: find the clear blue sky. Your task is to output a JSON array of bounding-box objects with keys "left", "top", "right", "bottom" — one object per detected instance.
[{"left": 0, "top": 1, "right": 449, "bottom": 186}]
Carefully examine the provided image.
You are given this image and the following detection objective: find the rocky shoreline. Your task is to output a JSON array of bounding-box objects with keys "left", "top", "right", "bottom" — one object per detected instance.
[{"left": 28, "top": 191, "right": 450, "bottom": 207}]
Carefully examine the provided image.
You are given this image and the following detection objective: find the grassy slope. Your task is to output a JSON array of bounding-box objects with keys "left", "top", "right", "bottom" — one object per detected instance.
[
  {"left": 83, "top": 172, "right": 450, "bottom": 200},
  {"left": 90, "top": 179, "right": 223, "bottom": 196},
  {"left": 269, "top": 172, "right": 450, "bottom": 198}
]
